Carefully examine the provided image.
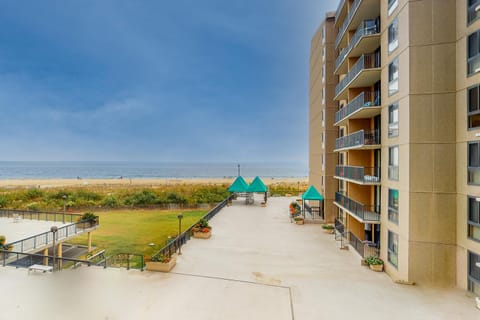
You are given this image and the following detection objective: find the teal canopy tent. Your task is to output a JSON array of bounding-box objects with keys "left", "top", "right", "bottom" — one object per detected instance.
[
  {"left": 228, "top": 176, "right": 249, "bottom": 193},
  {"left": 247, "top": 176, "right": 268, "bottom": 193},
  {"left": 301, "top": 185, "right": 324, "bottom": 220}
]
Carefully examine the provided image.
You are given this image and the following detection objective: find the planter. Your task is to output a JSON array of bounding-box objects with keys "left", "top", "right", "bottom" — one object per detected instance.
[
  {"left": 369, "top": 264, "right": 384, "bottom": 272},
  {"left": 146, "top": 255, "right": 177, "bottom": 272},
  {"left": 295, "top": 220, "right": 304, "bottom": 225},
  {"left": 323, "top": 228, "right": 334, "bottom": 234},
  {"left": 261, "top": 202, "right": 266, "bottom": 207},
  {"left": 193, "top": 230, "right": 211, "bottom": 239}
]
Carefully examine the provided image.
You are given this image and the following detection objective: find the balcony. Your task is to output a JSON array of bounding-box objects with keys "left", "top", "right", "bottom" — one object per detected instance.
[
  {"left": 335, "top": 0, "right": 381, "bottom": 50},
  {"left": 334, "top": 129, "right": 380, "bottom": 152},
  {"left": 334, "top": 91, "right": 381, "bottom": 126},
  {"left": 335, "top": 165, "right": 380, "bottom": 185},
  {"left": 335, "top": 20, "right": 380, "bottom": 75},
  {"left": 335, "top": 0, "right": 348, "bottom": 28},
  {"left": 334, "top": 192, "right": 380, "bottom": 223},
  {"left": 334, "top": 53, "right": 381, "bottom": 101}
]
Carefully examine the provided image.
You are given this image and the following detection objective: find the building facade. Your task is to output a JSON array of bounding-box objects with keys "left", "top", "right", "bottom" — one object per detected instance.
[{"left": 310, "top": 0, "right": 480, "bottom": 293}]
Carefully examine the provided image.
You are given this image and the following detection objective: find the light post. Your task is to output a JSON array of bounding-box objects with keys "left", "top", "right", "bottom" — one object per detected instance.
[
  {"left": 177, "top": 213, "right": 183, "bottom": 255},
  {"left": 50, "top": 226, "right": 58, "bottom": 271},
  {"left": 237, "top": 164, "right": 240, "bottom": 176},
  {"left": 62, "top": 195, "right": 67, "bottom": 224}
]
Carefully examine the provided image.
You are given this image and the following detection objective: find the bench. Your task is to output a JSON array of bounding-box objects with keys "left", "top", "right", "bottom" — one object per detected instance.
[{"left": 28, "top": 264, "right": 53, "bottom": 273}]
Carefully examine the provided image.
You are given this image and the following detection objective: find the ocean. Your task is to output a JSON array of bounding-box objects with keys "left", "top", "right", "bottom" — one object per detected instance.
[{"left": 0, "top": 161, "right": 308, "bottom": 179}]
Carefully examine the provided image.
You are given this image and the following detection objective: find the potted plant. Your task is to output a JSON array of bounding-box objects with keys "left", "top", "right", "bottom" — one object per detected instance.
[
  {"left": 294, "top": 217, "right": 304, "bottom": 225},
  {"left": 322, "top": 224, "right": 335, "bottom": 234},
  {"left": 365, "top": 256, "right": 384, "bottom": 272},
  {"left": 146, "top": 253, "right": 177, "bottom": 272},
  {"left": 289, "top": 202, "right": 301, "bottom": 216},
  {"left": 192, "top": 219, "right": 212, "bottom": 239},
  {"left": 78, "top": 212, "right": 99, "bottom": 227},
  {"left": 0, "top": 235, "right": 5, "bottom": 246}
]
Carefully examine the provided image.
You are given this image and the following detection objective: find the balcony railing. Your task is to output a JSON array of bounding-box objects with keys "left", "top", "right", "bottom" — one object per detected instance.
[
  {"left": 335, "top": 0, "right": 346, "bottom": 23},
  {"left": 335, "top": 0, "right": 361, "bottom": 49},
  {"left": 335, "top": 129, "right": 380, "bottom": 150},
  {"left": 335, "top": 20, "right": 380, "bottom": 72},
  {"left": 334, "top": 218, "right": 344, "bottom": 234},
  {"left": 335, "top": 165, "right": 380, "bottom": 184},
  {"left": 348, "top": 232, "right": 380, "bottom": 258},
  {"left": 335, "top": 192, "right": 380, "bottom": 222},
  {"left": 335, "top": 53, "right": 380, "bottom": 98},
  {"left": 468, "top": 0, "right": 480, "bottom": 24},
  {"left": 335, "top": 91, "right": 379, "bottom": 124}
]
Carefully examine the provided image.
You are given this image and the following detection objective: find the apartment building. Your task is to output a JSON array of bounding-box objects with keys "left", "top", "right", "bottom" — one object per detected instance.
[
  {"left": 310, "top": 0, "right": 480, "bottom": 293},
  {"left": 309, "top": 12, "right": 338, "bottom": 223}
]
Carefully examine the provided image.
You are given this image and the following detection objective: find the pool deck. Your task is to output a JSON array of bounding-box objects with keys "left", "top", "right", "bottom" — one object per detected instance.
[
  {"left": 0, "top": 196, "right": 478, "bottom": 319},
  {"left": 0, "top": 217, "right": 66, "bottom": 244}
]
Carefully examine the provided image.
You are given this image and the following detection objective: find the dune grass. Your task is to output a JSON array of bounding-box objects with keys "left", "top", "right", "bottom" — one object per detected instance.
[{"left": 69, "top": 209, "right": 207, "bottom": 258}]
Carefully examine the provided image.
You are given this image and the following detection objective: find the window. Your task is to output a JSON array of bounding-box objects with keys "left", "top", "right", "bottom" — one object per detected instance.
[
  {"left": 322, "top": 46, "right": 326, "bottom": 61},
  {"left": 388, "top": 18, "right": 399, "bottom": 53},
  {"left": 468, "top": 85, "right": 480, "bottom": 129},
  {"left": 388, "top": 189, "right": 399, "bottom": 224},
  {"left": 468, "top": 31, "right": 480, "bottom": 75},
  {"left": 388, "top": 231, "right": 399, "bottom": 268},
  {"left": 322, "top": 64, "right": 325, "bottom": 83},
  {"left": 388, "top": 0, "right": 398, "bottom": 16},
  {"left": 469, "top": 197, "right": 480, "bottom": 241},
  {"left": 468, "top": 251, "right": 480, "bottom": 296},
  {"left": 322, "top": 154, "right": 325, "bottom": 171},
  {"left": 322, "top": 25, "right": 326, "bottom": 44},
  {"left": 388, "top": 146, "right": 399, "bottom": 180},
  {"left": 388, "top": 102, "right": 399, "bottom": 137},
  {"left": 468, "top": 0, "right": 480, "bottom": 25},
  {"left": 321, "top": 132, "right": 325, "bottom": 149},
  {"left": 322, "top": 109, "right": 325, "bottom": 128},
  {"left": 468, "top": 141, "right": 480, "bottom": 185},
  {"left": 322, "top": 87, "right": 325, "bottom": 105},
  {"left": 388, "top": 58, "right": 399, "bottom": 96}
]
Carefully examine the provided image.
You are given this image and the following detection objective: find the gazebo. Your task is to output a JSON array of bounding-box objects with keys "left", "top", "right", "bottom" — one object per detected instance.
[
  {"left": 246, "top": 176, "right": 268, "bottom": 205},
  {"left": 301, "top": 185, "right": 324, "bottom": 220},
  {"left": 228, "top": 176, "right": 249, "bottom": 193}
]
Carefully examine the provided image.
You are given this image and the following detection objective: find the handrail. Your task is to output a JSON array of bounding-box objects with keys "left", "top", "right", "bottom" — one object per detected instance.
[
  {"left": 6, "top": 220, "right": 99, "bottom": 253},
  {"left": 1, "top": 250, "right": 105, "bottom": 270},
  {"left": 335, "top": 53, "right": 380, "bottom": 98},
  {"left": 335, "top": 192, "right": 380, "bottom": 222},
  {"left": 0, "top": 208, "right": 82, "bottom": 224},
  {"left": 335, "top": 0, "right": 346, "bottom": 23},
  {"left": 106, "top": 253, "right": 145, "bottom": 271},
  {"left": 335, "top": 91, "right": 379, "bottom": 124},
  {"left": 335, "top": 21, "right": 379, "bottom": 72},
  {"left": 335, "top": 129, "right": 380, "bottom": 150},
  {"left": 335, "top": 165, "right": 381, "bottom": 184},
  {"left": 151, "top": 194, "right": 234, "bottom": 260},
  {"left": 335, "top": 0, "right": 361, "bottom": 49}
]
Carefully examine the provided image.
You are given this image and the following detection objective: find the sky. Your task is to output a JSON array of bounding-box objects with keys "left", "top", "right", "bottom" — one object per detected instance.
[{"left": 0, "top": 0, "right": 337, "bottom": 164}]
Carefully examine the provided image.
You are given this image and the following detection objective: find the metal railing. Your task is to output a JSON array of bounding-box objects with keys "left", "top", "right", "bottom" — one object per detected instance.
[
  {"left": 334, "top": 218, "right": 344, "bottom": 234},
  {"left": 335, "top": 91, "right": 378, "bottom": 124},
  {"left": 106, "top": 253, "right": 145, "bottom": 271},
  {"left": 335, "top": 21, "right": 379, "bottom": 72},
  {"left": 335, "top": 129, "right": 380, "bottom": 150},
  {"left": 151, "top": 194, "right": 234, "bottom": 260},
  {"left": 0, "top": 209, "right": 82, "bottom": 224},
  {"left": 1, "top": 250, "right": 105, "bottom": 270},
  {"left": 335, "top": 0, "right": 346, "bottom": 23},
  {"left": 304, "top": 202, "right": 323, "bottom": 220},
  {"left": 335, "top": 0, "right": 361, "bottom": 49},
  {"left": 335, "top": 53, "right": 380, "bottom": 97},
  {"left": 335, "top": 192, "right": 380, "bottom": 222},
  {"left": 349, "top": 232, "right": 365, "bottom": 257},
  {"left": 6, "top": 220, "right": 99, "bottom": 253},
  {"left": 335, "top": 165, "right": 380, "bottom": 184}
]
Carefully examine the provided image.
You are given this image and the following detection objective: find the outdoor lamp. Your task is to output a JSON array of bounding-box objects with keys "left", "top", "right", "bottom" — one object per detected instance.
[
  {"left": 177, "top": 213, "right": 183, "bottom": 255},
  {"left": 50, "top": 226, "right": 58, "bottom": 271}
]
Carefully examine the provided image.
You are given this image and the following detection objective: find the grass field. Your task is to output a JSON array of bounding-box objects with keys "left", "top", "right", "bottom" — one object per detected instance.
[{"left": 69, "top": 209, "right": 207, "bottom": 258}]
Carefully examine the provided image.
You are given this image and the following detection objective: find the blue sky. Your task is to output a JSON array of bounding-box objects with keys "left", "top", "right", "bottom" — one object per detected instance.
[{"left": 0, "top": 0, "right": 337, "bottom": 164}]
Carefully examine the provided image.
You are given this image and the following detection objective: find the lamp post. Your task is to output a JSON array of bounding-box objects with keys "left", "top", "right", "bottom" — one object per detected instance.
[
  {"left": 177, "top": 213, "right": 183, "bottom": 255},
  {"left": 237, "top": 164, "right": 240, "bottom": 176},
  {"left": 50, "top": 226, "right": 58, "bottom": 271},
  {"left": 62, "top": 195, "right": 67, "bottom": 224}
]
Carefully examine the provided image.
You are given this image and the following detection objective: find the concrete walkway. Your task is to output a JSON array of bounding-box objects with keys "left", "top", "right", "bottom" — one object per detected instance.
[{"left": 0, "top": 196, "right": 478, "bottom": 319}]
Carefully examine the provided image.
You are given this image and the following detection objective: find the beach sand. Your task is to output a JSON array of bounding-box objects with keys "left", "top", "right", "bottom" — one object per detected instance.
[{"left": 0, "top": 177, "right": 308, "bottom": 189}]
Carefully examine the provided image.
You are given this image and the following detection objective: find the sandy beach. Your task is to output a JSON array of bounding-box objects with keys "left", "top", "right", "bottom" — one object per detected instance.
[{"left": 0, "top": 177, "right": 308, "bottom": 189}]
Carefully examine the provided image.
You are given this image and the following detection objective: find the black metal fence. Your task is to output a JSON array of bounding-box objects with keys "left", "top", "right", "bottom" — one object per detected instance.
[
  {"left": 106, "top": 253, "right": 145, "bottom": 271},
  {"left": 1, "top": 250, "right": 105, "bottom": 270},
  {"left": 304, "top": 202, "right": 324, "bottom": 220},
  {"left": 151, "top": 194, "right": 234, "bottom": 260}
]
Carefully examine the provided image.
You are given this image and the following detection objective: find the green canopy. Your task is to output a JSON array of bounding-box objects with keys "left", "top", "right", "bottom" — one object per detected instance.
[
  {"left": 228, "top": 176, "right": 249, "bottom": 192},
  {"left": 302, "top": 185, "right": 324, "bottom": 201},
  {"left": 247, "top": 176, "right": 268, "bottom": 193}
]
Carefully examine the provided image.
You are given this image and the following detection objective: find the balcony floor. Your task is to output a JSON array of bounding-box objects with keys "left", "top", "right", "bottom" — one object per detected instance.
[
  {"left": 0, "top": 196, "right": 477, "bottom": 320},
  {"left": 333, "top": 175, "right": 381, "bottom": 185},
  {"left": 334, "top": 105, "right": 381, "bottom": 127},
  {"left": 334, "top": 143, "right": 381, "bottom": 152}
]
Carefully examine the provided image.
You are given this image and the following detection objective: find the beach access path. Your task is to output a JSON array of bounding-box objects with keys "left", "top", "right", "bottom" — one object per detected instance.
[{"left": 0, "top": 196, "right": 477, "bottom": 319}]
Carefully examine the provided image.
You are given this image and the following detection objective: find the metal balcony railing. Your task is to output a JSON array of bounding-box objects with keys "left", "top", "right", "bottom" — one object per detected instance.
[
  {"left": 335, "top": 20, "right": 380, "bottom": 72},
  {"left": 335, "top": 91, "right": 379, "bottom": 124},
  {"left": 335, "top": 165, "right": 380, "bottom": 184},
  {"left": 335, "top": 53, "right": 380, "bottom": 97},
  {"left": 335, "top": 129, "right": 380, "bottom": 150},
  {"left": 335, "top": 0, "right": 346, "bottom": 23},
  {"left": 335, "top": 192, "right": 380, "bottom": 222},
  {"left": 334, "top": 218, "right": 344, "bottom": 234},
  {"left": 335, "top": 0, "right": 361, "bottom": 49}
]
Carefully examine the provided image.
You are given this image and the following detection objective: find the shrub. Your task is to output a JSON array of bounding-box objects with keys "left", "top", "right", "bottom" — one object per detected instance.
[
  {"left": 0, "top": 235, "right": 5, "bottom": 245},
  {"left": 26, "top": 202, "right": 40, "bottom": 211},
  {"left": 79, "top": 212, "right": 98, "bottom": 222},
  {"left": 124, "top": 190, "right": 159, "bottom": 206},
  {"left": 0, "top": 196, "right": 8, "bottom": 208},
  {"left": 150, "top": 254, "right": 172, "bottom": 263},
  {"left": 25, "top": 188, "right": 44, "bottom": 200},
  {"left": 365, "top": 256, "right": 384, "bottom": 265},
  {"left": 102, "top": 195, "right": 120, "bottom": 208},
  {"left": 322, "top": 224, "right": 334, "bottom": 230}
]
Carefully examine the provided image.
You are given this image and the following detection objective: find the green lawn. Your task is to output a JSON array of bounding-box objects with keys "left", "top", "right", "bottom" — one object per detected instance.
[{"left": 69, "top": 209, "right": 206, "bottom": 258}]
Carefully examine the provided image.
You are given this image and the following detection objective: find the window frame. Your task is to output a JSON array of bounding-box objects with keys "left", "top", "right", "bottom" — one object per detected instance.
[
  {"left": 388, "top": 0, "right": 398, "bottom": 16},
  {"left": 468, "top": 31, "right": 480, "bottom": 76},
  {"left": 388, "top": 17, "right": 399, "bottom": 54},
  {"left": 468, "top": 84, "right": 480, "bottom": 130},
  {"left": 388, "top": 102, "right": 399, "bottom": 137},
  {"left": 388, "top": 230, "right": 399, "bottom": 268},
  {"left": 468, "top": 196, "right": 480, "bottom": 242},
  {"left": 468, "top": 0, "right": 480, "bottom": 26},
  {"left": 468, "top": 141, "right": 480, "bottom": 185},
  {"left": 388, "top": 189, "right": 399, "bottom": 224},
  {"left": 388, "top": 57, "right": 399, "bottom": 96},
  {"left": 388, "top": 145, "right": 399, "bottom": 181}
]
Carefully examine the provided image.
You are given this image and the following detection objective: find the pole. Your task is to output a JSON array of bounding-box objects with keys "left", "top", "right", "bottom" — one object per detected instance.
[
  {"left": 177, "top": 213, "right": 183, "bottom": 255},
  {"left": 237, "top": 164, "right": 240, "bottom": 176},
  {"left": 62, "top": 195, "right": 67, "bottom": 224},
  {"left": 50, "top": 226, "right": 58, "bottom": 271}
]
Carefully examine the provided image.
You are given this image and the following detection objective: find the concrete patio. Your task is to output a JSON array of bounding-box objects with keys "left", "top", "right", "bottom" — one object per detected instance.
[{"left": 0, "top": 196, "right": 478, "bottom": 319}]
